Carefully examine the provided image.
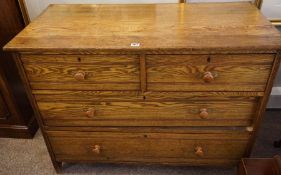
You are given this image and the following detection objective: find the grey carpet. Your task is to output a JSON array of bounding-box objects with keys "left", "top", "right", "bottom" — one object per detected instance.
[{"left": 1, "top": 111, "right": 281, "bottom": 175}]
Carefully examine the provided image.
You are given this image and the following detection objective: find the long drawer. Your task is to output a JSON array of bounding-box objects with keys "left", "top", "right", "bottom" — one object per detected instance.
[
  {"left": 21, "top": 55, "right": 140, "bottom": 91},
  {"left": 36, "top": 93, "right": 258, "bottom": 127},
  {"left": 48, "top": 131, "right": 249, "bottom": 166},
  {"left": 147, "top": 54, "right": 274, "bottom": 91}
]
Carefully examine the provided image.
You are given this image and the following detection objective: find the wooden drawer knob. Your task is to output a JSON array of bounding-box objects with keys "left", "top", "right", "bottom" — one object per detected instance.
[
  {"left": 195, "top": 146, "right": 204, "bottom": 157},
  {"left": 92, "top": 145, "right": 101, "bottom": 154},
  {"left": 85, "top": 108, "right": 95, "bottom": 118},
  {"left": 74, "top": 71, "right": 86, "bottom": 81},
  {"left": 203, "top": 71, "right": 214, "bottom": 83},
  {"left": 199, "top": 108, "right": 208, "bottom": 119}
]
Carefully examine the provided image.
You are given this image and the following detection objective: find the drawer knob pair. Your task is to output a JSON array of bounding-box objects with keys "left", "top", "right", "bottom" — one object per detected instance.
[
  {"left": 199, "top": 108, "right": 208, "bottom": 119},
  {"left": 92, "top": 145, "right": 101, "bottom": 154},
  {"left": 195, "top": 146, "right": 204, "bottom": 157},
  {"left": 203, "top": 71, "right": 214, "bottom": 83},
  {"left": 85, "top": 108, "right": 95, "bottom": 118},
  {"left": 74, "top": 71, "right": 86, "bottom": 81}
]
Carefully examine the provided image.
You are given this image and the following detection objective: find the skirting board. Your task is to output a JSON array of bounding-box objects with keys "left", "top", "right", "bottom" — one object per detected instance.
[{"left": 270, "top": 19, "right": 281, "bottom": 26}]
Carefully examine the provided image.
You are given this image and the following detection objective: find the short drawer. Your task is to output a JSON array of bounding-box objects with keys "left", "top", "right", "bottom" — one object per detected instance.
[
  {"left": 146, "top": 54, "right": 274, "bottom": 91},
  {"left": 37, "top": 96, "right": 258, "bottom": 127},
  {"left": 21, "top": 55, "right": 140, "bottom": 91},
  {"left": 48, "top": 131, "right": 249, "bottom": 165}
]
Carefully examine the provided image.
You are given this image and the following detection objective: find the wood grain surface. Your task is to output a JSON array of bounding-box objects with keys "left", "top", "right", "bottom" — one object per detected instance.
[
  {"left": 4, "top": 2, "right": 281, "bottom": 171},
  {"left": 22, "top": 54, "right": 140, "bottom": 90},
  {"left": 32, "top": 90, "right": 264, "bottom": 101},
  {"left": 147, "top": 54, "right": 274, "bottom": 91},
  {"left": 37, "top": 96, "right": 257, "bottom": 127},
  {"left": 48, "top": 131, "right": 248, "bottom": 165},
  {"left": 4, "top": 3, "right": 281, "bottom": 53}
]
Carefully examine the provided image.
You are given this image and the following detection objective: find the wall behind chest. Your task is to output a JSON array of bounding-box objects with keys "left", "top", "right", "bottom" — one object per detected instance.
[
  {"left": 261, "top": 0, "right": 281, "bottom": 19},
  {"left": 25, "top": 0, "right": 179, "bottom": 21}
]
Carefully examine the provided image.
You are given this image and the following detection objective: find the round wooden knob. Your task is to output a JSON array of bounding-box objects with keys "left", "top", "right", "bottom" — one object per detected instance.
[
  {"left": 92, "top": 145, "right": 101, "bottom": 154},
  {"left": 199, "top": 108, "right": 208, "bottom": 119},
  {"left": 195, "top": 146, "right": 204, "bottom": 157},
  {"left": 203, "top": 71, "right": 214, "bottom": 83},
  {"left": 85, "top": 108, "right": 95, "bottom": 118},
  {"left": 74, "top": 71, "right": 85, "bottom": 81}
]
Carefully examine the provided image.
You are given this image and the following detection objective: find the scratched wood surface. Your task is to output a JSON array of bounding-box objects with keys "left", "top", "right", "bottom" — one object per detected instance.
[{"left": 3, "top": 3, "right": 281, "bottom": 53}]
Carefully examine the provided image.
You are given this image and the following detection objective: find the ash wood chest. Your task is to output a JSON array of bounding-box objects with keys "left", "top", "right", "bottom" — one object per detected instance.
[{"left": 4, "top": 2, "right": 281, "bottom": 172}]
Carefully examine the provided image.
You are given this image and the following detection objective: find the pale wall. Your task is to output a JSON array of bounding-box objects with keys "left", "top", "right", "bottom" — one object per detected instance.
[
  {"left": 261, "top": 0, "right": 281, "bottom": 19},
  {"left": 25, "top": 0, "right": 179, "bottom": 21}
]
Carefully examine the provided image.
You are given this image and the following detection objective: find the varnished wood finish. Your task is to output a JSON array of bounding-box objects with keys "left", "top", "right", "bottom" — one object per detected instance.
[
  {"left": 245, "top": 53, "right": 281, "bottom": 156},
  {"left": 37, "top": 97, "right": 258, "bottom": 127},
  {"left": 3, "top": 3, "right": 281, "bottom": 53},
  {"left": 147, "top": 54, "right": 274, "bottom": 91},
  {"left": 0, "top": 0, "right": 37, "bottom": 138},
  {"left": 48, "top": 131, "right": 249, "bottom": 165},
  {"left": 3, "top": 2, "right": 281, "bottom": 172},
  {"left": 22, "top": 54, "right": 140, "bottom": 91}
]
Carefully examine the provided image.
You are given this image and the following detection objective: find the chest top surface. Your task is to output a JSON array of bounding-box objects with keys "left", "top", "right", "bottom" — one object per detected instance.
[{"left": 4, "top": 2, "right": 281, "bottom": 53}]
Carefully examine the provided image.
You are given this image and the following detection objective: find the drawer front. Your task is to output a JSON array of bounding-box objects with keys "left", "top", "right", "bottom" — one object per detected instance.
[
  {"left": 48, "top": 131, "right": 249, "bottom": 165},
  {"left": 147, "top": 54, "right": 274, "bottom": 91},
  {"left": 21, "top": 55, "right": 140, "bottom": 91},
  {"left": 37, "top": 96, "right": 258, "bottom": 127}
]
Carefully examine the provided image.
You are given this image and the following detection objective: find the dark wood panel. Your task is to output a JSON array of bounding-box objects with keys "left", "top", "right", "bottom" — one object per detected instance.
[
  {"left": 0, "top": 92, "right": 10, "bottom": 119},
  {"left": 238, "top": 156, "right": 281, "bottom": 175},
  {"left": 0, "top": 0, "right": 37, "bottom": 138}
]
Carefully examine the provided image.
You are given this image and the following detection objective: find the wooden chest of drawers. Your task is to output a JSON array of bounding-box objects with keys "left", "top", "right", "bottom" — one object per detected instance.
[{"left": 4, "top": 2, "right": 281, "bottom": 172}]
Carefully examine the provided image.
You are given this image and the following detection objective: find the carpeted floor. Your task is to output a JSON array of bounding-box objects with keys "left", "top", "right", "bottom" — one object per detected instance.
[{"left": 0, "top": 111, "right": 280, "bottom": 175}]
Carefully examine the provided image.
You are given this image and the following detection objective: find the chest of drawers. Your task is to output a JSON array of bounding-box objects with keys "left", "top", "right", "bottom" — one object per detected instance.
[{"left": 4, "top": 2, "right": 281, "bottom": 172}]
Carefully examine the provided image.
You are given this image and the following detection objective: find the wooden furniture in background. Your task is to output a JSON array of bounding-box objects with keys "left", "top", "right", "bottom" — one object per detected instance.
[
  {"left": 0, "top": 0, "right": 37, "bottom": 138},
  {"left": 17, "top": 0, "right": 30, "bottom": 24},
  {"left": 255, "top": 0, "right": 263, "bottom": 9},
  {"left": 4, "top": 2, "right": 281, "bottom": 172},
  {"left": 238, "top": 155, "right": 281, "bottom": 175}
]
